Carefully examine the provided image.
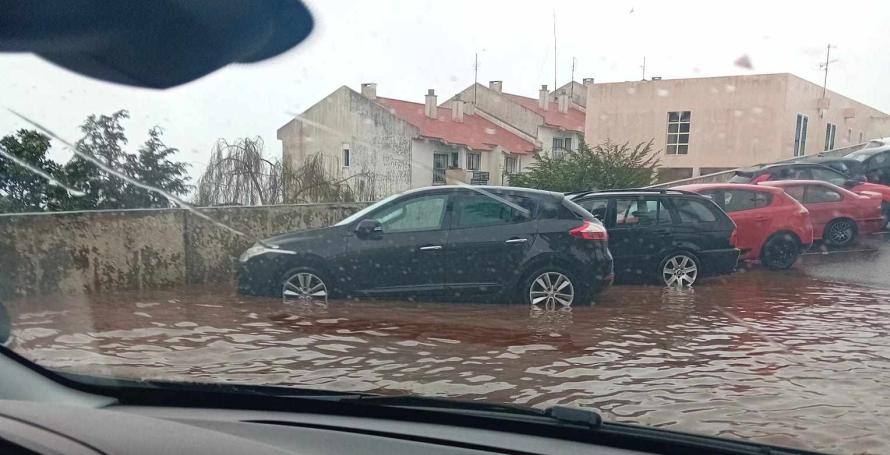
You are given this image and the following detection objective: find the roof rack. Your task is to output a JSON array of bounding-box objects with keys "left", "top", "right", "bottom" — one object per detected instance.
[{"left": 568, "top": 188, "right": 699, "bottom": 197}]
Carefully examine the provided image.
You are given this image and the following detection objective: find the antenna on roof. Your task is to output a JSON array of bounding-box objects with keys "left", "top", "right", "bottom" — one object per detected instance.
[
  {"left": 553, "top": 9, "right": 557, "bottom": 90},
  {"left": 570, "top": 57, "right": 576, "bottom": 98},
  {"left": 474, "top": 52, "right": 479, "bottom": 104},
  {"left": 641, "top": 56, "right": 646, "bottom": 81},
  {"left": 819, "top": 44, "right": 838, "bottom": 98}
]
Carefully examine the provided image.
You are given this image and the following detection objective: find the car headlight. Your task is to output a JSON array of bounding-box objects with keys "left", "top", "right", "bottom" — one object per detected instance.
[{"left": 239, "top": 243, "right": 295, "bottom": 263}]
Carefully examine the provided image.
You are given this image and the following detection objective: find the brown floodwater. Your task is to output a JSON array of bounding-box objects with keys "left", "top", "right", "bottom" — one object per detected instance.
[{"left": 7, "top": 265, "right": 890, "bottom": 455}]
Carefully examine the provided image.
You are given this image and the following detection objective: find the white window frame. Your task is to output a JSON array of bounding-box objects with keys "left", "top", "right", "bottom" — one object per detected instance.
[
  {"left": 824, "top": 123, "right": 837, "bottom": 151},
  {"left": 342, "top": 143, "right": 351, "bottom": 167},
  {"left": 504, "top": 155, "right": 519, "bottom": 174},
  {"left": 793, "top": 113, "right": 808, "bottom": 157},
  {"left": 666, "top": 111, "right": 691, "bottom": 155},
  {"left": 466, "top": 152, "right": 481, "bottom": 171}
]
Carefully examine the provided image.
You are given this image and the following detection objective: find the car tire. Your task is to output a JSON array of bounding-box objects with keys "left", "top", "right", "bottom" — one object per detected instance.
[
  {"left": 824, "top": 218, "right": 857, "bottom": 247},
  {"left": 280, "top": 266, "right": 332, "bottom": 302},
  {"left": 521, "top": 266, "right": 587, "bottom": 307},
  {"left": 761, "top": 233, "right": 800, "bottom": 270},
  {"left": 658, "top": 252, "right": 700, "bottom": 287}
]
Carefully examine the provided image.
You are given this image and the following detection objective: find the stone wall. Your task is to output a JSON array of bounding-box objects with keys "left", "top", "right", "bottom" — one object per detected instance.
[{"left": 0, "top": 203, "right": 366, "bottom": 298}]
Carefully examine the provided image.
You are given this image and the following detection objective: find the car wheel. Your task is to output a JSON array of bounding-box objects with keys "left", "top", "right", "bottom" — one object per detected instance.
[
  {"left": 280, "top": 267, "right": 330, "bottom": 302},
  {"left": 824, "top": 218, "right": 857, "bottom": 247},
  {"left": 761, "top": 234, "right": 800, "bottom": 270},
  {"left": 659, "top": 252, "right": 699, "bottom": 287},
  {"left": 522, "top": 267, "right": 583, "bottom": 308}
]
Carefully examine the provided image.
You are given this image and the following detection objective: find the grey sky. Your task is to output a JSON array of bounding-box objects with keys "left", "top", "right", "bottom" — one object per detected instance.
[{"left": 3, "top": 0, "right": 889, "bottom": 178}]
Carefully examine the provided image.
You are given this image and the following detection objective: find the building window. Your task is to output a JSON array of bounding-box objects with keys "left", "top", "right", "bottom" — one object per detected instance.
[
  {"left": 859, "top": 131, "right": 864, "bottom": 143},
  {"left": 504, "top": 156, "right": 519, "bottom": 174},
  {"left": 793, "top": 114, "right": 808, "bottom": 157},
  {"left": 563, "top": 137, "right": 572, "bottom": 151},
  {"left": 666, "top": 111, "right": 691, "bottom": 154},
  {"left": 466, "top": 152, "right": 481, "bottom": 171},
  {"left": 342, "top": 144, "right": 351, "bottom": 167},
  {"left": 552, "top": 138, "right": 564, "bottom": 150},
  {"left": 824, "top": 123, "right": 837, "bottom": 151},
  {"left": 847, "top": 128, "right": 853, "bottom": 143},
  {"left": 450, "top": 151, "right": 460, "bottom": 168}
]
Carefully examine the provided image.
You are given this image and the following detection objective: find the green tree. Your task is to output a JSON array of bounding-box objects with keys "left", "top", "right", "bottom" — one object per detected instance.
[
  {"left": 122, "top": 126, "right": 191, "bottom": 208},
  {"left": 0, "top": 130, "right": 69, "bottom": 212},
  {"left": 63, "top": 110, "right": 130, "bottom": 210},
  {"left": 510, "top": 139, "right": 659, "bottom": 192}
]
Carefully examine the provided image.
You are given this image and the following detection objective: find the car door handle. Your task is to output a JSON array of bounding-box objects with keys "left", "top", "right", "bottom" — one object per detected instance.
[
  {"left": 419, "top": 245, "right": 443, "bottom": 251},
  {"left": 505, "top": 238, "right": 528, "bottom": 244}
]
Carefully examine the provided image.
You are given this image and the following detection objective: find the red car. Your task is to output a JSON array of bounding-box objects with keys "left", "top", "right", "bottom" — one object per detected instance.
[
  {"left": 673, "top": 183, "right": 813, "bottom": 270},
  {"left": 760, "top": 180, "right": 884, "bottom": 247}
]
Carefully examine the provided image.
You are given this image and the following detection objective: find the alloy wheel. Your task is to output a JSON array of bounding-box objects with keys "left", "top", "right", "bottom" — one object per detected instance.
[
  {"left": 529, "top": 272, "right": 575, "bottom": 308},
  {"left": 282, "top": 272, "right": 328, "bottom": 302},
  {"left": 662, "top": 255, "right": 698, "bottom": 287},
  {"left": 763, "top": 237, "right": 798, "bottom": 269},
  {"left": 827, "top": 220, "right": 854, "bottom": 246}
]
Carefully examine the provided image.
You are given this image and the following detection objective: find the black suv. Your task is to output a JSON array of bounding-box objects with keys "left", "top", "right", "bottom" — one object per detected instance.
[
  {"left": 239, "top": 186, "right": 614, "bottom": 306},
  {"left": 568, "top": 189, "right": 739, "bottom": 286}
]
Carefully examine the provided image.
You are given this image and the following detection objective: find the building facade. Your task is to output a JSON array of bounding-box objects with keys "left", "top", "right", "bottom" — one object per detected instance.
[
  {"left": 584, "top": 73, "right": 890, "bottom": 182},
  {"left": 277, "top": 84, "right": 535, "bottom": 199}
]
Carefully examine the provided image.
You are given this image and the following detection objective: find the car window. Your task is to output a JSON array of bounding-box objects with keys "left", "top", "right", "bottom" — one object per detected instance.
[
  {"left": 810, "top": 167, "right": 847, "bottom": 186},
  {"left": 579, "top": 198, "right": 609, "bottom": 223},
  {"left": 728, "top": 174, "right": 753, "bottom": 184},
  {"left": 453, "top": 193, "right": 531, "bottom": 228},
  {"left": 723, "top": 190, "right": 772, "bottom": 212},
  {"left": 874, "top": 152, "right": 889, "bottom": 166},
  {"left": 782, "top": 185, "right": 806, "bottom": 202},
  {"left": 615, "top": 197, "right": 671, "bottom": 226},
  {"left": 674, "top": 198, "right": 717, "bottom": 223},
  {"left": 804, "top": 185, "right": 843, "bottom": 203},
  {"left": 374, "top": 194, "right": 448, "bottom": 233},
  {"left": 826, "top": 161, "right": 849, "bottom": 174},
  {"left": 789, "top": 168, "right": 812, "bottom": 180}
]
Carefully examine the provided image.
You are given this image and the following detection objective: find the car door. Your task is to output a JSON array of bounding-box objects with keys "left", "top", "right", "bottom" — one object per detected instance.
[
  {"left": 801, "top": 184, "right": 844, "bottom": 234},
  {"left": 667, "top": 196, "right": 725, "bottom": 252},
  {"left": 606, "top": 196, "right": 673, "bottom": 279},
  {"left": 344, "top": 191, "right": 451, "bottom": 294},
  {"left": 721, "top": 189, "right": 772, "bottom": 255},
  {"left": 444, "top": 190, "right": 536, "bottom": 293},
  {"left": 865, "top": 151, "right": 890, "bottom": 184}
]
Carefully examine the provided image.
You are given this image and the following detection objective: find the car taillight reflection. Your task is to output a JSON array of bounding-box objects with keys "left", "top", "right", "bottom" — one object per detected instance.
[{"left": 569, "top": 221, "right": 608, "bottom": 241}]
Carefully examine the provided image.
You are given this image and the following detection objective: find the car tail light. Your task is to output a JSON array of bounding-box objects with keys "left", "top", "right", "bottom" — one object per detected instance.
[
  {"left": 570, "top": 220, "right": 608, "bottom": 241},
  {"left": 729, "top": 228, "right": 738, "bottom": 247}
]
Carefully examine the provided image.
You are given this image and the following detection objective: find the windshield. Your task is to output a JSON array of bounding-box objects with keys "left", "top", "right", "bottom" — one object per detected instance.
[{"left": 4, "top": 2, "right": 890, "bottom": 455}]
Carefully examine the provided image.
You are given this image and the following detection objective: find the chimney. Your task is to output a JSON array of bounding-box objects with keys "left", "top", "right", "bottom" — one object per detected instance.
[
  {"left": 489, "top": 80, "right": 503, "bottom": 93},
  {"left": 558, "top": 91, "right": 569, "bottom": 113},
  {"left": 582, "top": 78, "right": 594, "bottom": 86},
  {"left": 424, "top": 89, "right": 437, "bottom": 118},
  {"left": 360, "top": 82, "right": 377, "bottom": 100},
  {"left": 538, "top": 84, "right": 549, "bottom": 110},
  {"left": 451, "top": 99, "right": 464, "bottom": 122},
  {"left": 465, "top": 102, "right": 476, "bottom": 116}
]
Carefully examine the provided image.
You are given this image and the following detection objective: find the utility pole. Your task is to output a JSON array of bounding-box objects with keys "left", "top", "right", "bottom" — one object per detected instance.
[
  {"left": 641, "top": 56, "right": 646, "bottom": 81},
  {"left": 570, "top": 57, "right": 576, "bottom": 98},
  {"left": 473, "top": 52, "right": 478, "bottom": 104},
  {"left": 553, "top": 10, "right": 557, "bottom": 90},
  {"left": 819, "top": 44, "right": 837, "bottom": 98}
]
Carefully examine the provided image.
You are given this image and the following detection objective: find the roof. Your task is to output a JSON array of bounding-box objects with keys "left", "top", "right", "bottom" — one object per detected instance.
[
  {"left": 847, "top": 145, "right": 890, "bottom": 158},
  {"left": 672, "top": 183, "right": 784, "bottom": 193},
  {"left": 376, "top": 97, "right": 535, "bottom": 154},
  {"left": 760, "top": 179, "right": 851, "bottom": 191},
  {"left": 502, "top": 93, "right": 586, "bottom": 132}
]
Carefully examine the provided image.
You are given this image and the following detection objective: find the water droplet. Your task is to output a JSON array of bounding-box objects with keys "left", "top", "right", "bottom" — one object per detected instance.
[
  {"left": 725, "top": 84, "right": 737, "bottom": 93},
  {"left": 656, "top": 89, "right": 670, "bottom": 97}
]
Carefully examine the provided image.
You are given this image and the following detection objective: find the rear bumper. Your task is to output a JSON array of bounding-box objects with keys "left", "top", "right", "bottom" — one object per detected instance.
[{"left": 697, "top": 248, "right": 740, "bottom": 275}]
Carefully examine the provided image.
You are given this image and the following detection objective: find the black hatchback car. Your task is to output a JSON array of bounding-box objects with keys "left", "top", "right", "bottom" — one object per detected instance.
[
  {"left": 239, "top": 186, "right": 614, "bottom": 306},
  {"left": 568, "top": 189, "right": 739, "bottom": 286}
]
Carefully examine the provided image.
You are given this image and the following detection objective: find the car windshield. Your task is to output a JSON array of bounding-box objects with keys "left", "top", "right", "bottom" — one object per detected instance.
[{"left": 4, "top": 2, "right": 890, "bottom": 455}]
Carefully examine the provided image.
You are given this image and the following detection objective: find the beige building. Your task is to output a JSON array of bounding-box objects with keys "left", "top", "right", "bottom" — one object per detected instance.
[{"left": 584, "top": 73, "right": 890, "bottom": 182}]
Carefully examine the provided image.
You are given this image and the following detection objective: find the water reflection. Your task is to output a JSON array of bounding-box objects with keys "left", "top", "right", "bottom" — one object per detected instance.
[{"left": 6, "top": 268, "right": 890, "bottom": 454}]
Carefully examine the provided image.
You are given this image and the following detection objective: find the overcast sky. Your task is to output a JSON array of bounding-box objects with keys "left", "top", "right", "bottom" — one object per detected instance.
[{"left": 3, "top": 0, "right": 890, "bottom": 179}]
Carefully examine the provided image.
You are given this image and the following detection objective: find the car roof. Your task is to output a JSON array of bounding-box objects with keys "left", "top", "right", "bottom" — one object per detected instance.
[
  {"left": 759, "top": 179, "right": 854, "bottom": 193},
  {"left": 801, "top": 156, "right": 859, "bottom": 164},
  {"left": 847, "top": 146, "right": 890, "bottom": 158},
  {"left": 735, "top": 162, "right": 837, "bottom": 174},
  {"left": 404, "top": 185, "right": 564, "bottom": 199},
  {"left": 568, "top": 188, "right": 699, "bottom": 199},
  {"left": 672, "top": 183, "right": 784, "bottom": 193}
]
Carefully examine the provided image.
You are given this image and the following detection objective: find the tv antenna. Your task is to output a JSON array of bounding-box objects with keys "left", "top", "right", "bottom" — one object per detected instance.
[{"left": 819, "top": 44, "right": 838, "bottom": 98}]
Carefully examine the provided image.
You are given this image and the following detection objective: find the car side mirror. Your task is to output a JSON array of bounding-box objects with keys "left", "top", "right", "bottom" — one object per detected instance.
[{"left": 355, "top": 219, "right": 383, "bottom": 239}]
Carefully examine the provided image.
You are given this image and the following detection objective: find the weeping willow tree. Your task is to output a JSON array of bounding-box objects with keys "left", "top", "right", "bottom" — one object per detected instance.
[{"left": 195, "top": 137, "right": 374, "bottom": 206}]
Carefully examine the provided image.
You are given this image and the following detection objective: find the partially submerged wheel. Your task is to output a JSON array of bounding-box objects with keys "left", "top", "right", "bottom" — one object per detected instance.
[
  {"left": 824, "top": 218, "right": 856, "bottom": 247},
  {"left": 659, "top": 253, "right": 699, "bottom": 287},
  {"left": 761, "top": 234, "right": 800, "bottom": 270},
  {"left": 281, "top": 268, "right": 329, "bottom": 302},
  {"left": 525, "top": 270, "right": 576, "bottom": 308}
]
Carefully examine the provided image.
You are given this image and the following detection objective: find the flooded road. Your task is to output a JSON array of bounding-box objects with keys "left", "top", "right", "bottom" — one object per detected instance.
[{"left": 7, "top": 262, "right": 890, "bottom": 454}]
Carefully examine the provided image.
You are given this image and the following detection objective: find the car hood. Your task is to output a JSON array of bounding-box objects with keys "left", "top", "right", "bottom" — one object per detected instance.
[
  {"left": 852, "top": 182, "right": 890, "bottom": 201},
  {"left": 262, "top": 226, "right": 341, "bottom": 247}
]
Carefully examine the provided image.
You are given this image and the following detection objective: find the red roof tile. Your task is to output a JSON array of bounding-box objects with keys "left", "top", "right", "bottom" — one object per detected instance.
[
  {"left": 503, "top": 93, "right": 585, "bottom": 132},
  {"left": 376, "top": 97, "right": 535, "bottom": 154}
]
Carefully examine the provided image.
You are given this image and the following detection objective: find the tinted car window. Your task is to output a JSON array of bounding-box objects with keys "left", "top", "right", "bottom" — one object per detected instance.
[
  {"left": 375, "top": 194, "right": 447, "bottom": 233},
  {"left": 782, "top": 185, "right": 806, "bottom": 202},
  {"left": 728, "top": 173, "right": 753, "bottom": 183},
  {"left": 674, "top": 198, "right": 717, "bottom": 223},
  {"left": 810, "top": 167, "right": 847, "bottom": 186},
  {"left": 616, "top": 198, "right": 671, "bottom": 226},
  {"left": 804, "top": 186, "right": 843, "bottom": 203},
  {"left": 723, "top": 190, "right": 772, "bottom": 212},
  {"left": 579, "top": 198, "right": 609, "bottom": 222},
  {"left": 453, "top": 193, "right": 530, "bottom": 228}
]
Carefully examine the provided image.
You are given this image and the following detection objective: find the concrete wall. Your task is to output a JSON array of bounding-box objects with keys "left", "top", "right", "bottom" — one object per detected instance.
[
  {"left": 0, "top": 204, "right": 367, "bottom": 298},
  {"left": 451, "top": 84, "right": 544, "bottom": 138},
  {"left": 277, "top": 86, "right": 418, "bottom": 199}
]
